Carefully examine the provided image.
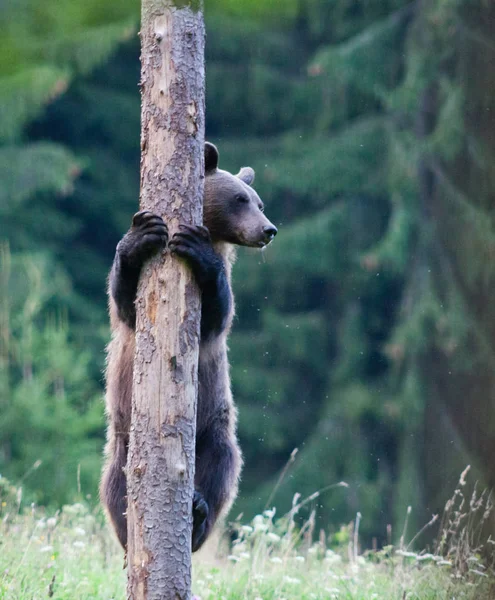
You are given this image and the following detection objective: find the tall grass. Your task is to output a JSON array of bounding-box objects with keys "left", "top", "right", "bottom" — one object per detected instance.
[{"left": 0, "top": 468, "right": 494, "bottom": 599}]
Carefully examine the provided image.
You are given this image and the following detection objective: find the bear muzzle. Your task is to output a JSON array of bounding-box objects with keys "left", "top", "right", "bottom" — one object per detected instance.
[{"left": 262, "top": 225, "right": 278, "bottom": 245}]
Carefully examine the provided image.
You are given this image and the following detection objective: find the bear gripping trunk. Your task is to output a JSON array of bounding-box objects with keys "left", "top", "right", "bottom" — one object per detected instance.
[{"left": 126, "top": 2, "right": 205, "bottom": 599}]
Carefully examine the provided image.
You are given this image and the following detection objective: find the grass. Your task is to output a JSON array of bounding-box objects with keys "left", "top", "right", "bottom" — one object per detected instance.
[{"left": 1, "top": 470, "right": 494, "bottom": 599}]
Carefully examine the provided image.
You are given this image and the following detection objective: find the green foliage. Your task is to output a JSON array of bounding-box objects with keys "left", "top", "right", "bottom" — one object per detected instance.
[
  {"left": 221, "top": 0, "right": 494, "bottom": 544},
  {"left": 0, "top": 68, "right": 69, "bottom": 142},
  {"left": 311, "top": 3, "right": 413, "bottom": 104},
  {"left": 0, "top": 144, "right": 80, "bottom": 210},
  {"left": 0, "top": 0, "right": 136, "bottom": 141},
  {"left": 207, "top": 0, "right": 299, "bottom": 21},
  {"left": 0, "top": 248, "right": 102, "bottom": 505},
  {"left": 0, "top": 0, "right": 138, "bottom": 506}
]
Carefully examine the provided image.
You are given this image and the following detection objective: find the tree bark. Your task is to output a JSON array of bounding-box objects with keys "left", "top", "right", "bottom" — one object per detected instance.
[{"left": 126, "top": 2, "right": 204, "bottom": 599}]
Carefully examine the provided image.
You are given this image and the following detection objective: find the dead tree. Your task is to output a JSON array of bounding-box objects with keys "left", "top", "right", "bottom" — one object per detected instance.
[{"left": 126, "top": 1, "right": 205, "bottom": 599}]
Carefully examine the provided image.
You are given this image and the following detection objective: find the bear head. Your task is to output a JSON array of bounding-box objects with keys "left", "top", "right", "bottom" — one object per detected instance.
[{"left": 203, "top": 142, "right": 277, "bottom": 248}]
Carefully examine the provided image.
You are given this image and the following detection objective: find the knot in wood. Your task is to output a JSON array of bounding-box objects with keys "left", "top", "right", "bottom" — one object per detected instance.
[{"left": 161, "top": 423, "right": 179, "bottom": 438}]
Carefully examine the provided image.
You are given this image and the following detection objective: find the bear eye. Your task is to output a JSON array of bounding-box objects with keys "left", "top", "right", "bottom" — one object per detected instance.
[
  {"left": 259, "top": 204, "right": 264, "bottom": 213},
  {"left": 235, "top": 194, "right": 249, "bottom": 203}
]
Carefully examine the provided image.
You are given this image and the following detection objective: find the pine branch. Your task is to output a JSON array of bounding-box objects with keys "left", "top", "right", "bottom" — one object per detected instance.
[
  {"left": 457, "top": 20, "right": 495, "bottom": 56},
  {"left": 0, "top": 144, "right": 80, "bottom": 209},
  {"left": 36, "top": 20, "right": 136, "bottom": 75},
  {"left": 311, "top": 2, "right": 416, "bottom": 98},
  {"left": 0, "top": 67, "right": 69, "bottom": 141}
]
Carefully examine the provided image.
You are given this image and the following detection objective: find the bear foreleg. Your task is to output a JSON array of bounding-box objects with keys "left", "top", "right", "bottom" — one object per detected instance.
[
  {"left": 110, "top": 211, "right": 168, "bottom": 329},
  {"left": 169, "top": 224, "right": 232, "bottom": 340}
]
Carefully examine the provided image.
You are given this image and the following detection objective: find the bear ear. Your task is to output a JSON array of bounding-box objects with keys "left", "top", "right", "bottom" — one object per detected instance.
[
  {"left": 237, "top": 166, "right": 255, "bottom": 186},
  {"left": 205, "top": 142, "right": 219, "bottom": 172}
]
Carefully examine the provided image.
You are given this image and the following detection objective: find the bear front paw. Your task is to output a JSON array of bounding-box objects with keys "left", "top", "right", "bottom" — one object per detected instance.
[
  {"left": 169, "top": 225, "right": 223, "bottom": 285},
  {"left": 117, "top": 211, "right": 168, "bottom": 267}
]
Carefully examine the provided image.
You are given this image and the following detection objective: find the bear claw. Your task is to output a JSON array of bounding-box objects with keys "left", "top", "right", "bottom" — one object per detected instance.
[
  {"left": 117, "top": 212, "right": 168, "bottom": 267},
  {"left": 169, "top": 225, "right": 222, "bottom": 286},
  {"left": 178, "top": 223, "right": 211, "bottom": 241}
]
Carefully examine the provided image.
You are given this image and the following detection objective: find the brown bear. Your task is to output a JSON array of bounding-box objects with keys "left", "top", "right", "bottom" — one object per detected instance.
[{"left": 100, "top": 142, "right": 277, "bottom": 552}]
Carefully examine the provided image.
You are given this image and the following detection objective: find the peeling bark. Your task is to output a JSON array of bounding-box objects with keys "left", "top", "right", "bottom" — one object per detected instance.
[{"left": 127, "top": 1, "right": 205, "bottom": 599}]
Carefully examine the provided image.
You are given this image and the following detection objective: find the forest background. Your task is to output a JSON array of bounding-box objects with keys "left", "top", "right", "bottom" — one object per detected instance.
[{"left": 1, "top": 0, "right": 495, "bottom": 546}]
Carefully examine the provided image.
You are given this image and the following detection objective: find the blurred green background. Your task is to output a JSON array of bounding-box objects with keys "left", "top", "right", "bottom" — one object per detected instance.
[{"left": 1, "top": 0, "right": 495, "bottom": 545}]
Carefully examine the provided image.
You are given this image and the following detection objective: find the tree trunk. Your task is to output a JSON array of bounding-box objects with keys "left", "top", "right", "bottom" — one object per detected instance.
[{"left": 126, "top": 1, "right": 205, "bottom": 599}]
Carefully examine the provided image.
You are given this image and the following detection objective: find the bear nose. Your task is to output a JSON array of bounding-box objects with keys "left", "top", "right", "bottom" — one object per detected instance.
[{"left": 263, "top": 225, "right": 278, "bottom": 240}]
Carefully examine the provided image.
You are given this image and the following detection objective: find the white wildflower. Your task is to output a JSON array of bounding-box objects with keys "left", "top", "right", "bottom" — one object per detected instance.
[
  {"left": 74, "top": 527, "right": 86, "bottom": 536},
  {"left": 396, "top": 550, "right": 417, "bottom": 559},
  {"left": 232, "top": 541, "right": 246, "bottom": 554},
  {"left": 73, "top": 541, "right": 85, "bottom": 549},
  {"left": 241, "top": 525, "right": 253, "bottom": 534},
  {"left": 40, "top": 545, "right": 54, "bottom": 553},
  {"left": 227, "top": 555, "right": 239, "bottom": 562},
  {"left": 252, "top": 515, "right": 269, "bottom": 532},
  {"left": 469, "top": 569, "right": 488, "bottom": 577},
  {"left": 47, "top": 518, "right": 57, "bottom": 528},
  {"left": 295, "top": 556, "right": 305, "bottom": 563},
  {"left": 324, "top": 551, "right": 342, "bottom": 565},
  {"left": 267, "top": 533, "right": 280, "bottom": 543},
  {"left": 66, "top": 503, "right": 86, "bottom": 514},
  {"left": 283, "top": 576, "right": 301, "bottom": 585},
  {"left": 263, "top": 508, "right": 276, "bottom": 518},
  {"left": 416, "top": 553, "right": 436, "bottom": 562},
  {"left": 270, "top": 557, "right": 283, "bottom": 564},
  {"left": 239, "top": 552, "right": 251, "bottom": 560}
]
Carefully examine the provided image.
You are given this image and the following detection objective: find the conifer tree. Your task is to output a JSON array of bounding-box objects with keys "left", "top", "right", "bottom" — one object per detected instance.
[{"left": 0, "top": 0, "right": 138, "bottom": 504}]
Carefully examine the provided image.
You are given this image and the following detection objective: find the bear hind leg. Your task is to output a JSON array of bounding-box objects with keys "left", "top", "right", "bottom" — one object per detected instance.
[
  {"left": 100, "top": 436, "right": 128, "bottom": 549},
  {"left": 193, "top": 426, "right": 241, "bottom": 551}
]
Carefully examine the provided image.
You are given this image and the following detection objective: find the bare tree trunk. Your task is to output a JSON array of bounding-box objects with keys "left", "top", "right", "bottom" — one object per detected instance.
[{"left": 126, "top": 1, "right": 205, "bottom": 599}]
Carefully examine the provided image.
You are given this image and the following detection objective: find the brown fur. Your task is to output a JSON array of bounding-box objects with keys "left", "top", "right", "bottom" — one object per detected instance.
[{"left": 100, "top": 143, "right": 276, "bottom": 550}]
